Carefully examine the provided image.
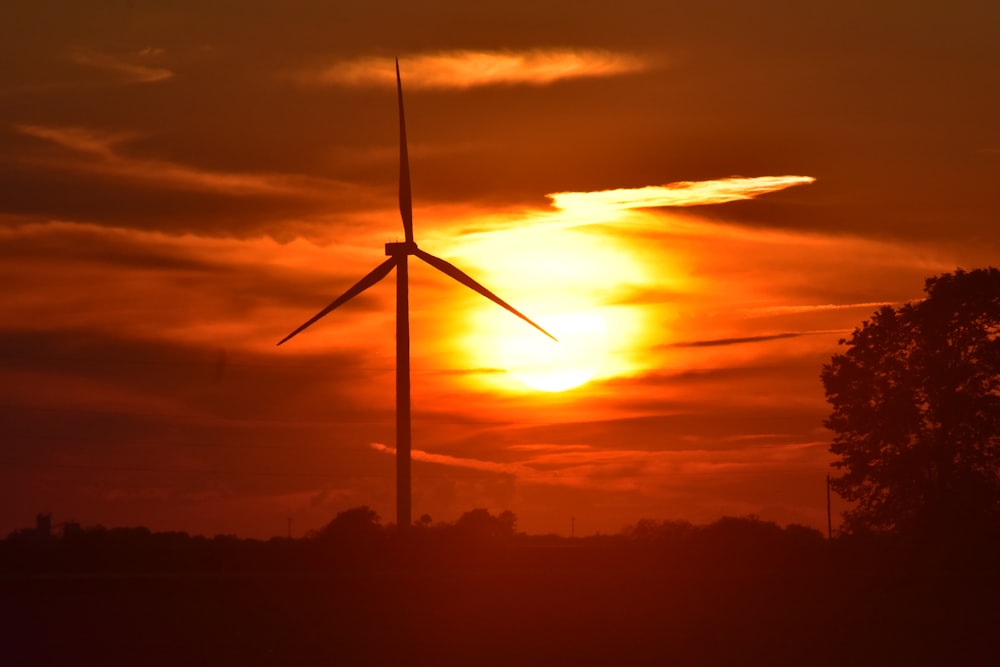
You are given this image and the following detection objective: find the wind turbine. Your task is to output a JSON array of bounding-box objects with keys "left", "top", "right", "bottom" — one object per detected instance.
[{"left": 278, "top": 60, "right": 555, "bottom": 530}]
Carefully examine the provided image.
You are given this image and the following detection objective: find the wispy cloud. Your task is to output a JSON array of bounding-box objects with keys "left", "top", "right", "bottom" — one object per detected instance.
[
  {"left": 70, "top": 50, "right": 174, "bottom": 84},
  {"left": 668, "top": 330, "right": 850, "bottom": 348},
  {"left": 370, "top": 439, "right": 829, "bottom": 493},
  {"left": 371, "top": 442, "right": 520, "bottom": 475},
  {"left": 743, "top": 301, "right": 898, "bottom": 316},
  {"left": 0, "top": 49, "right": 174, "bottom": 97},
  {"left": 548, "top": 176, "right": 816, "bottom": 217},
  {"left": 299, "top": 49, "right": 652, "bottom": 89},
  {"left": 15, "top": 125, "right": 137, "bottom": 159},
  {"left": 14, "top": 123, "right": 330, "bottom": 198},
  {"left": 449, "top": 176, "right": 817, "bottom": 248}
]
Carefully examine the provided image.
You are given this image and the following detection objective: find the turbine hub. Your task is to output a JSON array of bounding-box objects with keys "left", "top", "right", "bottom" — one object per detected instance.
[{"left": 385, "top": 241, "right": 418, "bottom": 256}]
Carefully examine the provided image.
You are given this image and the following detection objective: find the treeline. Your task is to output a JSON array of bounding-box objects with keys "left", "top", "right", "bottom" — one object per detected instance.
[
  {"left": 5, "top": 507, "right": 997, "bottom": 575},
  {"left": 4, "top": 508, "right": 998, "bottom": 666},
  {"left": 0, "top": 507, "right": 823, "bottom": 574}
]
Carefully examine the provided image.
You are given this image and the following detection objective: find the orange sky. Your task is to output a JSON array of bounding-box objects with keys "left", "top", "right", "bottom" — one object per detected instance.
[{"left": 2, "top": 1, "right": 999, "bottom": 538}]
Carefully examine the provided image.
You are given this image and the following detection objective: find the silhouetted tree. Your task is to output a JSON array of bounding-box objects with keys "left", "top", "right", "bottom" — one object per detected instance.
[
  {"left": 821, "top": 268, "right": 1000, "bottom": 538},
  {"left": 312, "top": 506, "right": 383, "bottom": 543}
]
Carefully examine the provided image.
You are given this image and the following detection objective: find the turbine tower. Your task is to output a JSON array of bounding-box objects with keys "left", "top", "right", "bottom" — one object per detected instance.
[{"left": 278, "top": 60, "right": 554, "bottom": 529}]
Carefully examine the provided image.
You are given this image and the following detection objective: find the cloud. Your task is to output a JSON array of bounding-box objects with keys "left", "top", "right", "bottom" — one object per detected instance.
[
  {"left": 447, "top": 175, "right": 815, "bottom": 239},
  {"left": 370, "top": 438, "right": 829, "bottom": 496},
  {"left": 668, "top": 330, "right": 850, "bottom": 348},
  {"left": 742, "top": 301, "right": 899, "bottom": 316},
  {"left": 0, "top": 219, "right": 395, "bottom": 350},
  {"left": 14, "top": 125, "right": 137, "bottom": 159},
  {"left": 371, "top": 441, "right": 644, "bottom": 490},
  {"left": 70, "top": 50, "right": 174, "bottom": 85},
  {"left": 299, "top": 49, "right": 652, "bottom": 89},
  {"left": 371, "top": 442, "right": 518, "bottom": 476},
  {"left": 547, "top": 176, "right": 816, "bottom": 217},
  {"left": 13, "top": 124, "right": 326, "bottom": 198},
  {"left": 0, "top": 49, "right": 174, "bottom": 97}
]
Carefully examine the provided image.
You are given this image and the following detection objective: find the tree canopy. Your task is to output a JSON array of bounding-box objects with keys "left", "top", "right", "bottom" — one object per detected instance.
[{"left": 821, "top": 268, "right": 1000, "bottom": 537}]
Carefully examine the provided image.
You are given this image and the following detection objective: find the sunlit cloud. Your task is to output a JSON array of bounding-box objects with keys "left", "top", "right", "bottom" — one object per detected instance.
[
  {"left": 14, "top": 123, "right": 336, "bottom": 198},
  {"left": 548, "top": 176, "right": 816, "bottom": 219},
  {"left": 0, "top": 219, "right": 395, "bottom": 351},
  {"left": 371, "top": 441, "right": 645, "bottom": 490},
  {"left": 370, "top": 439, "right": 829, "bottom": 495},
  {"left": 371, "top": 442, "right": 519, "bottom": 476},
  {"left": 300, "top": 49, "right": 652, "bottom": 89},
  {"left": 0, "top": 49, "right": 174, "bottom": 97},
  {"left": 743, "top": 301, "right": 898, "bottom": 316},
  {"left": 14, "top": 124, "right": 137, "bottom": 159},
  {"left": 70, "top": 50, "right": 174, "bottom": 84}
]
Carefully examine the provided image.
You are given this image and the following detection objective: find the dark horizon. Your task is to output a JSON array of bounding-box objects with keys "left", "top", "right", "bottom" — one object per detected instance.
[
  {"left": 4, "top": 507, "right": 998, "bottom": 666},
  {"left": 7, "top": 506, "right": 829, "bottom": 542}
]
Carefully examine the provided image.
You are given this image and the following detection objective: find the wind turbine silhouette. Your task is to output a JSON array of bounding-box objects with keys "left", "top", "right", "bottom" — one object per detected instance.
[{"left": 278, "top": 60, "right": 555, "bottom": 530}]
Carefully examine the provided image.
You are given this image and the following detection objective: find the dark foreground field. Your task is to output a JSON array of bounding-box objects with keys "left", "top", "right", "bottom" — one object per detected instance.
[{"left": 2, "top": 540, "right": 997, "bottom": 666}]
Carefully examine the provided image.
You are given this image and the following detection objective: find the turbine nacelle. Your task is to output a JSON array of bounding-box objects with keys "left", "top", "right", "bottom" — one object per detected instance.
[{"left": 385, "top": 241, "right": 419, "bottom": 257}]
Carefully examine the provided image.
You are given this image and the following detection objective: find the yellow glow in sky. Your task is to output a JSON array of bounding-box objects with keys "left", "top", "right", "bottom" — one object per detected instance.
[
  {"left": 424, "top": 174, "right": 817, "bottom": 395},
  {"left": 438, "top": 214, "right": 664, "bottom": 393},
  {"left": 495, "top": 310, "right": 609, "bottom": 392}
]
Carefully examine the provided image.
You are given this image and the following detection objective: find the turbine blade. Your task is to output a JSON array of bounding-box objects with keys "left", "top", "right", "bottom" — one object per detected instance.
[
  {"left": 396, "top": 59, "right": 414, "bottom": 243},
  {"left": 277, "top": 257, "right": 396, "bottom": 346},
  {"left": 414, "top": 248, "right": 557, "bottom": 342}
]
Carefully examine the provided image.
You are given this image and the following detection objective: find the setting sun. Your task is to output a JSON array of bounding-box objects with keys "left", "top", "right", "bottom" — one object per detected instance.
[{"left": 495, "top": 310, "right": 609, "bottom": 392}]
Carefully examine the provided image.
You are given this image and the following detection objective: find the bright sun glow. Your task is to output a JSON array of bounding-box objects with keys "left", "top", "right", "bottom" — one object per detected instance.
[
  {"left": 495, "top": 311, "right": 609, "bottom": 392},
  {"left": 429, "top": 205, "right": 675, "bottom": 394}
]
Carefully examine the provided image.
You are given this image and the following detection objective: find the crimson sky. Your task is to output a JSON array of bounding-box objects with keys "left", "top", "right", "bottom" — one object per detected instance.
[{"left": 2, "top": 1, "right": 998, "bottom": 538}]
